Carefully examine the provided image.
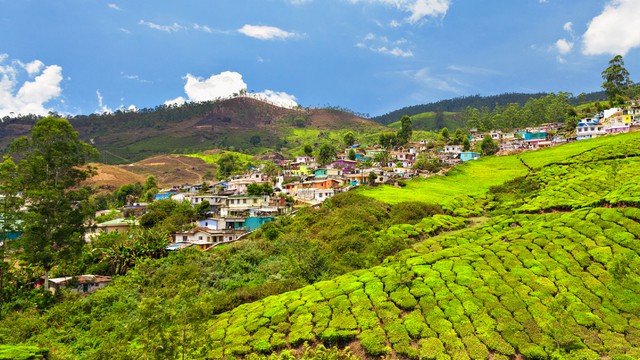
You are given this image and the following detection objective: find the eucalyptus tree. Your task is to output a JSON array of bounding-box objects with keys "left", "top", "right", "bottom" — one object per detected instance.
[{"left": 10, "top": 117, "right": 98, "bottom": 291}]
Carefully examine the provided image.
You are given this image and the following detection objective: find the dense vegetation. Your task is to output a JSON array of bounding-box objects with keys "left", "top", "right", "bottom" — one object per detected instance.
[{"left": 1, "top": 129, "right": 638, "bottom": 359}]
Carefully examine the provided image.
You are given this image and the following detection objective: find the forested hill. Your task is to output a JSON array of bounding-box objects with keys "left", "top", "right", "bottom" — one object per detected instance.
[
  {"left": 0, "top": 97, "right": 381, "bottom": 163},
  {"left": 373, "top": 91, "right": 607, "bottom": 125}
]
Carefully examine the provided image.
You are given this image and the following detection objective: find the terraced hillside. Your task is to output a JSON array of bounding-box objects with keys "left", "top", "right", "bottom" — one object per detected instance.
[{"left": 202, "top": 134, "right": 640, "bottom": 359}]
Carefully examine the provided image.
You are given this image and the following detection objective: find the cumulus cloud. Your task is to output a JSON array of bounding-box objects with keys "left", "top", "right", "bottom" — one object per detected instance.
[
  {"left": 107, "top": 3, "right": 122, "bottom": 11},
  {"left": 238, "top": 25, "right": 297, "bottom": 40},
  {"left": 0, "top": 55, "right": 64, "bottom": 117},
  {"left": 356, "top": 33, "right": 413, "bottom": 57},
  {"left": 165, "top": 71, "right": 298, "bottom": 109},
  {"left": 556, "top": 39, "right": 573, "bottom": 54},
  {"left": 348, "top": 0, "right": 451, "bottom": 24},
  {"left": 139, "top": 20, "right": 184, "bottom": 33},
  {"left": 583, "top": 0, "right": 640, "bottom": 56}
]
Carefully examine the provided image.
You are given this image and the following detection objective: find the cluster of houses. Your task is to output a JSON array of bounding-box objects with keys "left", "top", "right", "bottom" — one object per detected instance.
[{"left": 576, "top": 101, "right": 640, "bottom": 140}]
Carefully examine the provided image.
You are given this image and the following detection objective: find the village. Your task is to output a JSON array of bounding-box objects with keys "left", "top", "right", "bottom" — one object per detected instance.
[{"left": 86, "top": 101, "right": 640, "bottom": 268}]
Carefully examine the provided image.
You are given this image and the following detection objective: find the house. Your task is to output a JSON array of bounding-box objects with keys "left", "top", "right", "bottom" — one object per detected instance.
[
  {"left": 154, "top": 191, "right": 179, "bottom": 201},
  {"left": 460, "top": 152, "right": 481, "bottom": 161},
  {"left": 94, "top": 218, "right": 138, "bottom": 235},
  {"left": 222, "top": 195, "right": 271, "bottom": 217},
  {"left": 173, "top": 227, "right": 247, "bottom": 249},
  {"left": 330, "top": 159, "right": 357, "bottom": 173},
  {"left": 314, "top": 168, "right": 329, "bottom": 178},
  {"left": 296, "top": 188, "right": 337, "bottom": 202},
  {"left": 442, "top": 145, "right": 463, "bottom": 154},
  {"left": 577, "top": 116, "right": 605, "bottom": 140},
  {"left": 243, "top": 216, "right": 274, "bottom": 231},
  {"left": 48, "top": 275, "right": 112, "bottom": 294}
]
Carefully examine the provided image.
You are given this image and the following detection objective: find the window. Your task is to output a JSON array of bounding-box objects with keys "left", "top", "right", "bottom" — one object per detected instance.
[
  {"left": 253, "top": 199, "right": 257, "bottom": 203},
  {"left": 183, "top": 236, "right": 187, "bottom": 241},
  {"left": 199, "top": 236, "right": 203, "bottom": 240},
  {"left": 243, "top": 199, "right": 247, "bottom": 204}
]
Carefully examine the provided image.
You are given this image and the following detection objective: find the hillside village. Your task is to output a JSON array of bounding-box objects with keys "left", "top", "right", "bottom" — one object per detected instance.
[{"left": 89, "top": 101, "right": 640, "bottom": 257}]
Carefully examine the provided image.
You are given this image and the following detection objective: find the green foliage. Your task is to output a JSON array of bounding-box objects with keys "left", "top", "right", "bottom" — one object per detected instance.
[
  {"left": 602, "top": 55, "right": 632, "bottom": 103},
  {"left": 0, "top": 345, "right": 48, "bottom": 360},
  {"left": 10, "top": 117, "right": 98, "bottom": 291},
  {"left": 316, "top": 144, "right": 337, "bottom": 166}
]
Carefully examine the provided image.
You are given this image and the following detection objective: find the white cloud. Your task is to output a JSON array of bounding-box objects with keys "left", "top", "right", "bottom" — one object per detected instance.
[
  {"left": 357, "top": 33, "right": 413, "bottom": 57},
  {"left": 583, "top": 0, "right": 640, "bottom": 56},
  {"left": 405, "top": 67, "right": 465, "bottom": 93},
  {"left": 447, "top": 65, "right": 502, "bottom": 76},
  {"left": 166, "top": 71, "right": 298, "bottom": 108},
  {"left": 96, "top": 90, "right": 112, "bottom": 114},
  {"left": 119, "top": 28, "right": 132, "bottom": 34},
  {"left": 250, "top": 90, "right": 298, "bottom": 108},
  {"left": 347, "top": 0, "right": 451, "bottom": 24},
  {"left": 563, "top": 21, "right": 573, "bottom": 33},
  {"left": 389, "top": 20, "right": 402, "bottom": 28},
  {"left": 121, "top": 73, "right": 153, "bottom": 84},
  {"left": 289, "top": 0, "right": 312, "bottom": 4},
  {"left": 139, "top": 20, "right": 184, "bottom": 33},
  {"left": 555, "top": 38, "right": 573, "bottom": 54},
  {"left": 238, "top": 25, "right": 297, "bottom": 40},
  {"left": 0, "top": 56, "right": 64, "bottom": 117},
  {"left": 107, "top": 3, "right": 122, "bottom": 11}
]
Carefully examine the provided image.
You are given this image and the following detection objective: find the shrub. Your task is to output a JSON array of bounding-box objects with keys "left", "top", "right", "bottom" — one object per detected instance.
[{"left": 359, "top": 327, "right": 391, "bottom": 356}]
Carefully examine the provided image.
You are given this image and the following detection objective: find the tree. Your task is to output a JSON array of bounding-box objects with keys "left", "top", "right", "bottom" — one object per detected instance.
[
  {"left": 602, "top": 55, "right": 632, "bottom": 103},
  {"left": 462, "top": 137, "right": 471, "bottom": 151},
  {"left": 480, "top": 134, "right": 499, "bottom": 155},
  {"left": 303, "top": 144, "right": 314, "bottom": 157},
  {"left": 11, "top": 117, "right": 98, "bottom": 291},
  {"left": 343, "top": 131, "right": 356, "bottom": 147},
  {"left": 216, "top": 153, "right": 239, "bottom": 179},
  {"left": 374, "top": 151, "right": 389, "bottom": 167},
  {"left": 0, "top": 156, "right": 22, "bottom": 312},
  {"left": 396, "top": 115, "right": 412, "bottom": 145},
  {"left": 367, "top": 171, "right": 377, "bottom": 185},
  {"left": 316, "top": 144, "right": 336, "bottom": 166},
  {"left": 379, "top": 133, "right": 397, "bottom": 148},
  {"left": 440, "top": 127, "right": 450, "bottom": 142},
  {"left": 348, "top": 149, "right": 356, "bottom": 161}
]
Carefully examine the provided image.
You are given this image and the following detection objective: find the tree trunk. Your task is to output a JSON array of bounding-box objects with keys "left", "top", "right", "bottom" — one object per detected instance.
[{"left": 44, "top": 268, "right": 50, "bottom": 292}]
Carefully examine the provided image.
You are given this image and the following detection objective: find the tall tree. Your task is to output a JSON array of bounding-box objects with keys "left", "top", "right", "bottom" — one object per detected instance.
[
  {"left": 316, "top": 144, "right": 337, "bottom": 166},
  {"left": 396, "top": 115, "right": 413, "bottom": 145},
  {"left": 343, "top": 131, "right": 356, "bottom": 147},
  {"left": 602, "top": 55, "right": 632, "bottom": 103},
  {"left": 480, "top": 134, "right": 499, "bottom": 155},
  {"left": 11, "top": 117, "right": 98, "bottom": 291},
  {"left": 0, "top": 156, "right": 22, "bottom": 313}
]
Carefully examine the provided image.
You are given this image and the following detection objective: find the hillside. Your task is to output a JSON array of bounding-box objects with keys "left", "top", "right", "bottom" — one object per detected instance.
[
  {"left": 199, "top": 133, "right": 640, "bottom": 359},
  {"left": 0, "top": 97, "right": 383, "bottom": 164},
  {"left": 2, "top": 132, "right": 638, "bottom": 360}
]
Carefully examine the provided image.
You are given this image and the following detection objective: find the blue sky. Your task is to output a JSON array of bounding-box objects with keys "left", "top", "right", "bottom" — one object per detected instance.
[{"left": 1, "top": 0, "right": 639, "bottom": 118}]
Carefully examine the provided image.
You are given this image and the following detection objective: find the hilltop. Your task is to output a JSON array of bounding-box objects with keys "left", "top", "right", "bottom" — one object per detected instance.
[{"left": 0, "top": 97, "right": 384, "bottom": 164}]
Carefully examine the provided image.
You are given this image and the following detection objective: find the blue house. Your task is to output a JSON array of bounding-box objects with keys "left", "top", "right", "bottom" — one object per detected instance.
[
  {"left": 154, "top": 191, "right": 178, "bottom": 201},
  {"left": 314, "top": 168, "right": 328, "bottom": 178},
  {"left": 517, "top": 131, "right": 547, "bottom": 141},
  {"left": 460, "top": 152, "right": 481, "bottom": 161},
  {"left": 243, "top": 216, "right": 274, "bottom": 231}
]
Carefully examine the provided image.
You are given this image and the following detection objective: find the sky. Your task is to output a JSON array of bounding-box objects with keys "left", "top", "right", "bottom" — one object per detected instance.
[{"left": 1, "top": 0, "right": 640, "bottom": 118}]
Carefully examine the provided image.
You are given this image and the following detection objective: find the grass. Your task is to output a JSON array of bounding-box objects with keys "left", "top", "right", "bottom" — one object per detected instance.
[
  {"left": 185, "top": 150, "right": 255, "bottom": 164},
  {"left": 359, "top": 131, "right": 640, "bottom": 207},
  {"left": 357, "top": 154, "right": 528, "bottom": 205}
]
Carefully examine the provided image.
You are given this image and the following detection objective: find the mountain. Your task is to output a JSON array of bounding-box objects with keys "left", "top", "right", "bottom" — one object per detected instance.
[
  {"left": 372, "top": 91, "right": 608, "bottom": 127},
  {"left": 0, "top": 97, "right": 384, "bottom": 164}
]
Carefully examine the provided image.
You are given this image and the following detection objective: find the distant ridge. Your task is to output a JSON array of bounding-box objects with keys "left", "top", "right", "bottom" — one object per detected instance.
[{"left": 372, "top": 91, "right": 607, "bottom": 125}]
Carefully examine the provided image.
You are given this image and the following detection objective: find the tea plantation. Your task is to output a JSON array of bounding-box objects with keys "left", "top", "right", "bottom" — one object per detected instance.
[{"left": 202, "top": 133, "right": 640, "bottom": 359}]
